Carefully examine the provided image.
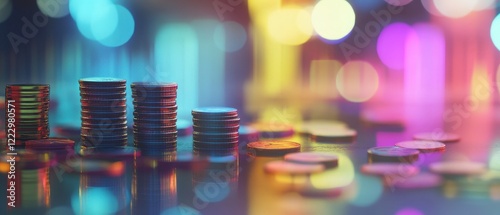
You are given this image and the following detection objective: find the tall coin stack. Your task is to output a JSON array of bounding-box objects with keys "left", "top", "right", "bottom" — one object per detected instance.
[
  {"left": 192, "top": 107, "right": 240, "bottom": 153},
  {"left": 131, "top": 82, "right": 178, "bottom": 153},
  {"left": 5, "top": 84, "right": 50, "bottom": 144},
  {"left": 79, "top": 78, "right": 128, "bottom": 148}
]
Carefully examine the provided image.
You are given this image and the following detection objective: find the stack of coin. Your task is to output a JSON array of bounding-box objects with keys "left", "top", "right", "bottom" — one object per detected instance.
[
  {"left": 5, "top": 84, "right": 50, "bottom": 144},
  {"left": 131, "top": 82, "right": 178, "bottom": 152},
  {"left": 79, "top": 78, "right": 128, "bottom": 148},
  {"left": 192, "top": 107, "right": 240, "bottom": 152}
]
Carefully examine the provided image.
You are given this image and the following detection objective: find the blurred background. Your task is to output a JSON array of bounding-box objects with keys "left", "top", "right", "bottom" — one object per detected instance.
[
  {"left": 3, "top": 1, "right": 500, "bottom": 215},
  {"left": 0, "top": 0, "right": 499, "bottom": 132}
]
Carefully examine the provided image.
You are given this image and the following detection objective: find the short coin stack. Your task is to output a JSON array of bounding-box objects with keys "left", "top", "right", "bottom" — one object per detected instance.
[
  {"left": 192, "top": 107, "right": 240, "bottom": 152},
  {"left": 131, "top": 82, "right": 178, "bottom": 152},
  {"left": 79, "top": 78, "right": 128, "bottom": 148},
  {"left": 5, "top": 84, "right": 50, "bottom": 144}
]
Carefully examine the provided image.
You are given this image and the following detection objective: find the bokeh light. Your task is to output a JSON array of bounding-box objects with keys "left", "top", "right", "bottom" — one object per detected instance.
[
  {"left": 433, "top": 0, "right": 478, "bottom": 18},
  {"left": 97, "top": 5, "right": 135, "bottom": 47},
  {"left": 491, "top": 14, "right": 500, "bottom": 51},
  {"left": 421, "top": 0, "right": 441, "bottom": 16},
  {"left": 90, "top": 3, "right": 119, "bottom": 41},
  {"left": 377, "top": 22, "right": 413, "bottom": 70},
  {"left": 70, "top": 0, "right": 113, "bottom": 40},
  {"left": 395, "top": 208, "right": 424, "bottom": 215},
  {"left": 385, "top": 0, "right": 414, "bottom": 6},
  {"left": 267, "top": 7, "right": 313, "bottom": 45},
  {"left": 310, "top": 153, "right": 355, "bottom": 189},
  {"left": 214, "top": 21, "right": 247, "bottom": 52},
  {"left": 69, "top": 0, "right": 134, "bottom": 47},
  {"left": 336, "top": 61, "right": 379, "bottom": 102},
  {"left": 309, "top": 59, "right": 342, "bottom": 98},
  {"left": 312, "top": 0, "right": 356, "bottom": 41},
  {"left": 0, "top": 0, "right": 12, "bottom": 23},
  {"left": 71, "top": 187, "right": 118, "bottom": 215},
  {"left": 474, "top": 0, "right": 496, "bottom": 10},
  {"left": 37, "top": 0, "right": 69, "bottom": 18},
  {"left": 349, "top": 174, "right": 383, "bottom": 207}
]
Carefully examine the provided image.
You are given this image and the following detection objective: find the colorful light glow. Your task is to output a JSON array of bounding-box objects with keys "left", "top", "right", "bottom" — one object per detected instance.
[
  {"left": 404, "top": 23, "right": 445, "bottom": 103},
  {"left": 193, "top": 20, "right": 226, "bottom": 106},
  {"left": 474, "top": 0, "right": 496, "bottom": 10},
  {"left": 395, "top": 208, "right": 424, "bottom": 215},
  {"left": 155, "top": 24, "right": 199, "bottom": 119},
  {"left": 97, "top": 5, "right": 135, "bottom": 47},
  {"left": 491, "top": 14, "right": 500, "bottom": 51},
  {"left": 72, "top": 188, "right": 119, "bottom": 215},
  {"left": 433, "top": 0, "right": 478, "bottom": 18},
  {"left": 69, "top": 0, "right": 134, "bottom": 47},
  {"left": 385, "top": 0, "right": 414, "bottom": 6},
  {"left": 309, "top": 60, "right": 342, "bottom": 98},
  {"left": 267, "top": 7, "right": 313, "bottom": 45},
  {"left": 0, "top": 0, "right": 12, "bottom": 23},
  {"left": 37, "top": 0, "right": 69, "bottom": 18},
  {"left": 489, "top": 148, "right": 500, "bottom": 170},
  {"left": 377, "top": 23, "right": 412, "bottom": 70},
  {"left": 336, "top": 61, "right": 379, "bottom": 102},
  {"left": 70, "top": 0, "right": 113, "bottom": 40},
  {"left": 214, "top": 21, "right": 247, "bottom": 52},
  {"left": 91, "top": 3, "right": 119, "bottom": 41},
  {"left": 312, "top": 0, "right": 355, "bottom": 41},
  {"left": 421, "top": 0, "right": 441, "bottom": 16},
  {"left": 310, "top": 153, "right": 355, "bottom": 189},
  {"left": 349, "top": 174, "right": 383, "bottom": 207}
]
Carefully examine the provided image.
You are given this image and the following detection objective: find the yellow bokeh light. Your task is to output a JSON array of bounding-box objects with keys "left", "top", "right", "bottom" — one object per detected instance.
[
  {"left": 311, "top": 0, "right": 355, "bottom": 40},
  {"left": 310, "top": 153, "right": 355, "bottom": 189},
  {"left": 267, "top": 6, "right": 313, "bottom": 45},
  {"left": 433, "top": 0, "right": 478, "bottom": 18},
  {"left": 336, "top": 61, "right": 379, "bottom": 102},
  {"left": 309, "top": 60, "right": 342, "bottom": 98}
]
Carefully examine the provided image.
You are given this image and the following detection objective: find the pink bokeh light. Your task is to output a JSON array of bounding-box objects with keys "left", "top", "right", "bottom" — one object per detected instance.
[
  {"left": 377, "top": 22, "right": 413, "bottom": 70},
  {"left": 396, "top": 208, "right": 424, "bottom": 215}
]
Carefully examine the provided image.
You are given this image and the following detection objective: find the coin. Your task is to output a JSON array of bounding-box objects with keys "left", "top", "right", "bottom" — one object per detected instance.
[
  {"left": 389, "top": 173, "right": 442, "bottom": 189},
  {"left": 193, "top": 118, "right": 240, "bottom": 127},
  {"left": 284, "top": 152, "right": 339, "bottom": 169},
  {"left": 6, "top": 84, "right": 50, "bottom": 145},
  {"left": 78, "top": 146, "right": 140, "bottom": 160},
  {"left": 238, "top": 125, "right": 259, "bottom": 142},
  {"left": 192, "top": 107, "right": 238, "bottom": 118},
  {"left": 264, "top": 160, "right": 324, "bottom": 175},
  {"left": 360, "top": 163, "right": 420, "bottom": 176},
  {"left": 413, "top": 132, "right": 460, "bottom": 143},
  {"left": 367, "top": 146, "right": 419, "bottom": 163},
  {"left": 395, "top": 140, "right": 446, "bottom": 153},
  {"left": 310, "top": 128, "right": 357, "bottom": 143},
  {"left": 6, "top": 84, "right": 49, "bottom": 91},
  {"left": 25, "top": 138, "right": 75, "bottom": 149},
  {"left": 247, "top": 141, "right": 300, "bottom": 157}
]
